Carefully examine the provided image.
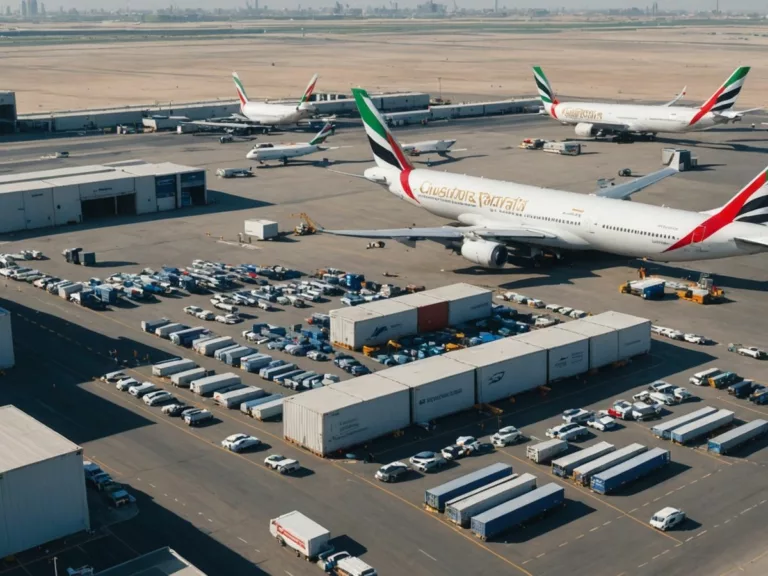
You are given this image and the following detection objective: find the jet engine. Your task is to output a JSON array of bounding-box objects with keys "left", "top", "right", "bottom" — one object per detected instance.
[
  {"left": 574, "top": 123, "right": 598, "bottom": 137},
  {"left": 460, "top": 240, "right": 508, "bottom": 268}
]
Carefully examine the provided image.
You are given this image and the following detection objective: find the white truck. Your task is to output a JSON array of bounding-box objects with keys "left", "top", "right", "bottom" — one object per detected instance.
[
  {"left": 733, "top": 345, "right": 768, "bottom": 360},
  {"left": 269, "top": 511, "right": 331, "bottom": 561},
  {"left": 526, "top": 439, "right": 568, "bottom": 463}
]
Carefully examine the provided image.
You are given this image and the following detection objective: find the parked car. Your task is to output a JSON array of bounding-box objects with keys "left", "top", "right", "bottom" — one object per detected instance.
[
  {"left": 334, "top": 353, "right": 353, "bottom": 367},
  {"left": 562, "top": 408, "right": 594, "bottom": 424},
  {"left": 216, "top": 314, "right": 241, "bottom": 325},
  {"left": 116, "top": 377, "right": 139, "bottom": 392},
  {"left": 684, "top": 333, "right": 708, "bottom": 345},
  {"left": 143, "top": 390, "right": 174, "bottom": 406},
  {"left": 263, "top": 454, "right": 301, "bottom": 474},
  {"left": 375, "top": 461, "right": 409, "bottom": 483},
  {"left": 128, "top": 382, "right": 157, "bottom": 397},
  {"left": 307, "top": 350, "right": 328, "bottom": 361},
  {"left": 441, "top": 445, "right": 468, "bottom": 461},
  {"left": 222, "top": 433, "right": 261, "bottom": 453},
  {"left": 184, "top": 305, "right": 203, "bottom": 316},
  {"left": 101, "top": 371, "right": 128, "bottom": 383},
  {"left": 161, "top": 403, "right": 190, "bottom": 417},
  {"left": 546, "top": 422, "right": 587, "bottom": 440},
  {"left": 196, "top": 310, "right": 216, "bottom": 321},
  {"left": 409, "top": 451, "right": 446, "bottom": 473},
  {"left": 267, "top": 339, "right": 288, "bottom": 351},
  {"left": 650, "top": 507, "right": 686, "bottom": 531},
  {"left": 607, "top": 399, "right": 634, "bottom": 420},
  {"left": 587, "top": 415, "right": 616, "bottom": 431},
  {"left": 734, "top": 345, "right": 768, "bottom": 359},
  {"left": 350, "top": 365, "right": 371, "bottom": 376},
  {"left": 491, "top": 426, "right": 523, "bottom": 447}
]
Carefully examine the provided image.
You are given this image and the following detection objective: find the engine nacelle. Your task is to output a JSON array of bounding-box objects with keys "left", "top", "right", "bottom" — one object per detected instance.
[
  {"left": 574, "top": 122, "right": 597, "bottom": 137},
  {"left": 460, "top": 240, "right": 508, "bottom": 269}
]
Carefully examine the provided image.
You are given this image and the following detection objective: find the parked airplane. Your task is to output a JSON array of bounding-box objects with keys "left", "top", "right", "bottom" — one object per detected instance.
[
  {"left": 534, "top": 65, "right": 760, "bottom": 140},
  {"left": 402, "top": 139, "right": 460, "bottom": 157},
  {"left": 246, "top": 122, "right": 335, "bottom": 164},
  {"left": 232, "top": 72, "right": 319, "bottom": 126},
  {"left": 325, "top": 88, "right": 768, "bottom": 268}
]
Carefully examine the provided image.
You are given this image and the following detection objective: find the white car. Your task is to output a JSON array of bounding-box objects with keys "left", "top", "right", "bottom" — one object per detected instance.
[
  {"left": 456, "top": 435, "right": 477, "bottom": 447},
  {"left": 528, "top": 298, "right": 545, "bottom": 309},
  {"left": 264, "top": 454, "right": 301, "bottom": 474},
  {"left": 213, "top": 301, "right": 238, "bottom": 313},
  {"left": 143, "top": 390, "right": 174, "bottom": 406},
  {"left": 651, "top": 325, "right": 666, "bottom": 335},
  {"left": 662, "top": 328, "right": 684, "bottom": 340},
  {"left": 196, "top": 310, "right": 215, "bottom": 321},
  {"left": 650, "top": 507, "right": 686, "bottom": 531},
  {"left": 569, "top": 309, "right": 587, "bottom": 319},
  {"left": 673, "top": 387, "right": 692, "bottom": 402},
  {"left": 215, "top": 314, "right": 241, "bottom": 325},
  {"left": 375, "top": 461, "right": 409, "bottom": 483},
  {"left": 491, "top": 426, "right": 523, "bottom": 447},
  {"left": 737, "top": 346, "right": 768, "bottom": 359},
  {"left": 116, "top": 377, "right": 139, "bottom": 391},
  {"left": 545, "top": 303, "right": 562, "bottom": 312},
  {"left": 587, "top": 415, "right": 616, "bottom": 431},
  {"left": 648, "top": 380, "right": 673, "bottom": 393},
  {"left": 101, "top": 371, "right": 128, "bottom": 383},
  {"left": 221, "top": 434, "right": 261, "bottom": 453},
  {"left": 558, "top": 307, "right": 573, "bottom": 316},
  {"left": 409, "top": 451, "right": 447, "bottom": 473},
  {"left": 128, "top": 382, "right": 157, "bottom": 397},
  {"left": 562, "top": 408, "right": 594, "bottom": 424},
  {"left": 534, "top": 316, "right": 558, "bottom": 328},
  {"left": 546, "top": 422, "right": 588, "bottom": 440},
  {"left": 649, "top": 391, "right": 676, "bottom": 406},
  {"left": 632, "top": 390, "right": 652, "bottom": 403},
  {"left": 684, "top": 333, "right": 707, "bottom": 345},
  {"left": 184, "top": 305, "right": 203, "bottom": 316},
  {"left": 610, "top": 399, "right": 634, "bottom": 420}
]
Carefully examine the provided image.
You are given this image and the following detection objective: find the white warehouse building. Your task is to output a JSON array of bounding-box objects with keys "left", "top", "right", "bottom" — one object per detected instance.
[
  {"left": 0, "top": 406, "right": 90, "bottom": 558},
  {"left": 0, "top": 161, "right": 207, "bottom": 233}
]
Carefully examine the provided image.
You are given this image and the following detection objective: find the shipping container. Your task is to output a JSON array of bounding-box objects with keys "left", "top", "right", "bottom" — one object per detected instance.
[
  {"left": 171, "top": 367, "right": 208, "bottom": 388},
  {"left": 155, "top": 323, "right": 188, "bottom": 339},
  {"left": 269, "top": 511, "right": 331, "bottom": 561},
  {"left": 214, "top": 386, "right": 266, "bottom": 409},
  {"left": 471, "top": 483, "right": 564, "bottom": 541},
  {"left": 356, "top": 299, "right": 418, "bottom": 339},
  {"left": 0, "top": 308, "right": 14, "bottom": 369},
  {"left": 196, "top": 336, "right": 235, "bottom": 356},
  {"left": 707, "top": 419, "right": 768, "bottom": 455},
  {"left": 651, "top": 406, "right": 718, "bottom": 439},
  {"left": 215, "top": 344, "right": 242, "bottom": 361},
  {"left": 573, "top": 443, "right": 647, "bottom": 486},
  {"left": 241, "top": 393, "right": 284, "bottom": 416},
  {"left": 283, "top": 374, "right": 410, "bottom": 456},
  {"left": 555, "top": 320, "right": 619, "bottom": 370},
  {"left": 422, "top": 283, "right": 492, "bottom": 325},
  {"left": 514, "top": 329, "right": 589, "bottom": 381},
  {"left": 447, "top": 473, "right": 537, "bottom": 527},
  {"left": 395, "top": 292, "right": 450, "bottom": 333},
  {"left": 221, "top": 346, "right": 255, "bottom": 366},
  {"left": 329, "top": 300, "right": 417, "bottom": 350},
  {"left": 379, "top": 355, "right": 476, "bottom": 422},
  {"left": 170, "top": 327, "right": 208, "bottom": 346},
  {"left": 425, "top": 463, "right": 514, "bottom": 512},
  {"left": 59, "top": 283, "right": 84, "bottom": 299},
  {"left": 261, "top": 363, "right": 298, "bottom": 381},
  {"left": 448, "top": 338, "right": 547, "bottom": 403},
  {"left": 252, "top": 397, "right": 284, "bottom": 420},
  {"left": 244, "top": 219, "right": 278, "bottom": 240},
  {"left": 526, "top": 439, "right": 568, "bottom": 463},
  {"left": 141, "top": 318, "right": 170, "bottom": 333},
  {"left": 551, "top": 441, "right": 615, "bottom": 478},
  {"left": 151, "top": 358, "right": 197, "bottom": 377},
  {"left": 584, "top": 311, "right": 651, "bottom": 359},
  {"left": 241, "top": 353, "right": 273, "bottom": 372},
  {"left": 670, "top": 409, "right": 735, "bottom": 444},
  {"left": 190, "top": 372, "right": 241, "bottom": 396},
  {"left": 591, "top": 447, "right": 670, "bottom": 494}
]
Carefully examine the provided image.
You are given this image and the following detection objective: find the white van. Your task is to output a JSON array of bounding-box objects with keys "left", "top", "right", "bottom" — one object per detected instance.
[
  {"left": 689, "top": 367, "right": 721, "bottom": 386},
  {"left": 335, "top": 556, "right": 378, "bottom": 576}
]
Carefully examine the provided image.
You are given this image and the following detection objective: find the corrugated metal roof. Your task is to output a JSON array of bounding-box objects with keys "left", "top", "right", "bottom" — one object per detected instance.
[
  {"left": 555, "top": 319, "right": 615, "bottom": 338},
  {"left": 423, "top": 283, "right": 491, "bottom": 300},
  {"left": 380, "top": 355, "right": 473, "bottom": 387},
  {"left": 284, "top": 386, "right": 360, "bottom": 413},
  {"left": 514, "top": 328, "right": 588, "bottom": 349},
  {"left": 448, "top": 337, "right": 543, "bottom": 367},
  {"left": 0, "top": 165, "right": 115, "bottom": 185},
  {"left": 331, "top": 374, "right": 408, "bottom": 401},
  {"left": 0, "top": 181, "right": 54, "bottom": 193},
  {"left": 329, "top": 306, "right": 382, "bottom": 321},
  {"left": 586, "top": 311, "right": 650, "bottom": 330},
  {"left": 0, "top": 405, "right": 81, "bottom": 474}
]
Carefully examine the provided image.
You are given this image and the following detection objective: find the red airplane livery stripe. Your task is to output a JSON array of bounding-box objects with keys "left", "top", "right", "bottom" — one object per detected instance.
[
  {"left": 386, "top": 132, "right": 419, "bottom": 204},
  {"left": 550, "top": 103, "right": 559, "bottom": 120},
  {"left": 664, "top": 170, "right": 767, "bottom": 252},
  {"left": 688, "top": 86, "right": 724, "bottom": 126},
  {"left": 400, "top": 169, "right": 417, "bottom": 203}
]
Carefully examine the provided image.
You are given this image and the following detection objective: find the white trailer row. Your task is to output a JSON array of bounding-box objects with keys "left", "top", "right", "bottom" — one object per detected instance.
[{"left": 286, "top": 311, "right": 651, "bottom": 456}]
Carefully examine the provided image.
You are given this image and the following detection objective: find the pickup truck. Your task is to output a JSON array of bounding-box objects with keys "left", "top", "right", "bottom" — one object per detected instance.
[{"left": 731, "top": 344, "right": 768, "bottom": 360}]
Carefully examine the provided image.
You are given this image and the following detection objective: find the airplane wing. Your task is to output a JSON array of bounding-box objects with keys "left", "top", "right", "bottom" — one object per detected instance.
[
  {"left": 594, "top": 167, "right": 677, "bottom": 200},
  {"left": 734, "top": 237, "right": 768, "bottom": 250},
  {"left": 323, "top": 226, "right": 555, "bottom": 241},
  {"left": 663, "top": 86, "right": 687, "bottom": 107},
  {"left": 716, "top": 107, "right": 764, "bottom": 120}
]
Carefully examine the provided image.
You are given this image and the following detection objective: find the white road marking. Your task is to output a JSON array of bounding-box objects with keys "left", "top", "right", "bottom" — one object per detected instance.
[
  {"left": 689, "top": 479, "right": 698, "bottom": 485},
  {"left": 238, "top": 537, "right": 248, "bottom": 544},
  {"left": 285, "top": 572, "right": 295, "bottom": 576},
  {"left": 697, "top": 530, "right": 707, "bottom": 537},
  {"left": 686, "top": 537, "right": 694, "bottom": 542},
  {"left": 603, "top": 521, "right": 612, "bottom": 526},
  {"left": 559, "top": 542, "right": 568, "bottom": 547},
  {"left": 575, "top": 534, "right": 585, "bottom": 540},
  {"left": 163, "top": 493, "right": 168, "bottom": 497},
  {"left": 741, "top": 507, "right": 753, "bottom": 515},
  {"left": 208, "top": 518, "right": 213, "bottom": 523},
  {"left": 665, "top": 491, "right": 675, "bottom": 496},
  {"left": 522, "top": 560, "right": 531, "bottom": 565},
  {"left": 714, "top": 524, "right": 720, "bottom": 528},
  {"left": 702, "top": 473, "right": 711, "bottom": 479},
  {"left": 653, "top": 497, "right": 661, "bottom": 502},
  {"left": 174, "top": 498, "right": 178, "bottom": 502},
  {"left": 419, "top": 549, "right": 437, "bottom": 562},
  {"left": 652, "top": 554, "right": 661, "bottom": 561},
  {"left": 638, "top": 563, "right": 648, "bottom": 568},
  {"left": 661, "top": 549, "right": 669, "bottom": 556},
  {"left": 536, "top": 553, "right": 546, "bottom": 558},
  {"left": 590, "top": 527, "right": 600, "bottom": 532},
  {"left": 642, "top": 502, "right": 650, "bottom": 507},
  {"left": 530, "top": 435, "right": 543, "bottom": 442},
  {"left": 149, "top": 483, "right": 156, "bottom": 488},
  {"left": 761, "top": 500, "right": 767, "bottom": 505},
  {"left": 629, "top": 508, "right": 639, "bottom": 513}
]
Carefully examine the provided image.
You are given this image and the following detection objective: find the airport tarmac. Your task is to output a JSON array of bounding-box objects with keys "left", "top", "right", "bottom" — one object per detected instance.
[{"left": 1, "top": 113, "right": 768, "bottom": 576}]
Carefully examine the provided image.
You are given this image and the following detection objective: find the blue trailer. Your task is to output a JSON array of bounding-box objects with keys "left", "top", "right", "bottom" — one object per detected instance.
[
  {"left": 424, "top": 463, "right": 513, "bottom": 512},
  {"left": 470, "top": 483, "right": 565, "bottom": 541},
  {"left": 651, "top": 406, "right": 718, "bottom": 440},
  {"left": 241, "top": 354, "right": 273, "bottom": 372},
  {"left": 95, "top": 284, "right": 117, "bottom": 305},
  {"left": 708, "top": 419, "right": 768, "bottom": 455},
  {"left": 590, "top": 447, "right": 670, "bottom": 494},
  {"left": 170, "top": 327, "right": 209, "bottom": 347},
  {"left": 222, "top": 346, "right": 256, "bottom": 366}
]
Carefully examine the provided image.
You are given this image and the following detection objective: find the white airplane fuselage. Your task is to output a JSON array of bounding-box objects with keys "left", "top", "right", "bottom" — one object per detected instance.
[
  {"left": 240, "top": 101, "right": 313, "bottom": 126},
  {"left": 367, "top": 166, "right": 768, "bottom": 262},
  {"left": 247, "top": 143, "right": 320, "bottom": 162},
  {"left": 551, "top": 101, "right": 724, "bottom": 134},
  {"left": 403, "top": 139, "right": 457, "bottom": 156}
]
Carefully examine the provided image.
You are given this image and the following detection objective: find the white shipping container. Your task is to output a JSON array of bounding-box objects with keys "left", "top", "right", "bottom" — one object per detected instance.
[
  {"left": 283, "top": 374, "right": 410, "bottom": 455},
  {"left": 446, "top": 473, "right": 537, "bottom": 527},
  {"left": 59, "top": 283, "right": 84, "bottom": 299},
  {"left": 190, "top": 372, "right": 241, "bottom": 396},
  {"left": 0, "top": 190, "right": 27, "bottom": 233},
  {"left": 196, "top": 336, "right": 235, "bottom": 356},
  {"left": 214, "top": 386, "right": 265, "bottom": 409},
  {"left": 155, "top": 323, "right": 187, "bottom": 338},
  {"left": 585, "top": 311, "right": 651, "bottom": 359},
  {"left": 244, "top": 219, "right": 278, "bottom": 240},
  {"left": 51, "top": 184, "right": 82, "bottom": 226},
  {"left": 514, "top": 329, "right": 589, "bottom": 382},
  {"left": 422, "top": 283, "right": 492, "bottom": 325},
  {"left": 0, "top": 308, "right": 14, "bottom": 369},
  {"left": 449, "top": 338, "right": 547, "bottom": 403},
  {"left": 152, "top": 358, "right": 197, "bottom": 377},
  {"left": 330, "top": 306, "right": 383, "bottom": 349},
  {"left": 379, "top": 355, "right": 476, "bottom": 422},
  {"left": 252, "top": 397, "right": 283, "bottom": 420},
  {"left": 356, "top": 299, "right": 417, "bottom": 341},
  {"left": 171, "top": 367, "right": 208, "bottom": 387},
  {"left": 554, "top": 320, "right": 618, "bottom": 369}
]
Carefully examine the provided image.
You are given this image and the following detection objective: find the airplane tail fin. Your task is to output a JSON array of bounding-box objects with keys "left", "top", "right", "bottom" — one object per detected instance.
[
  {"left": 690, "top": 66, "right": 750, "bottom": 125},
  {"left": 716, "top": 166, "right": 768, "bottom": 225},
  {"left": 532, "top": 66, "right": 558, "bottom": 115},
  {"left": 232, "top": 72, "right": 249, "bottom": 107},
  {"left": 297, "top": 73, "right": 319, "bottom": 110},
  {"left": 309, "top": 122, "right": 334, "bottom": 146},
  {"left": 352, "top": 88, "right": 414, "bottom": 172}
]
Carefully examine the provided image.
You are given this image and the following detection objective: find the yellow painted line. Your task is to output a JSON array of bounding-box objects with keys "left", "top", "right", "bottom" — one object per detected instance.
[
  {"left": 87, "top": 455, "right": 123, "bottom": 477},
  {"left": 497, "top": 450, "right": 683, "bottom": 545}
]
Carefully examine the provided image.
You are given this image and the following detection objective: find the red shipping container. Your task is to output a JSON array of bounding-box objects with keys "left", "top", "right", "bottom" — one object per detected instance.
[{"left": 418, "top": 301, "right": 449, "bottom": 333}]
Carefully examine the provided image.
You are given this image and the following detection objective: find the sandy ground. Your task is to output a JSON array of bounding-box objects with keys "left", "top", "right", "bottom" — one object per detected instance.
[{"left": 2, "top": 22, "right": 767, "bottom": 112}]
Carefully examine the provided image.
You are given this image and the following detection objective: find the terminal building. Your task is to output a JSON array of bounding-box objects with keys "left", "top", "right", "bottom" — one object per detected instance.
[{"left": 0, "top": 161, "right": 207, "bottom": 234}]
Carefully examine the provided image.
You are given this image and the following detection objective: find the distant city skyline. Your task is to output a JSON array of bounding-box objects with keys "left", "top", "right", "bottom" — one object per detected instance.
[{"left": 6, "top": 0, "right": 765, "bottom": 13}]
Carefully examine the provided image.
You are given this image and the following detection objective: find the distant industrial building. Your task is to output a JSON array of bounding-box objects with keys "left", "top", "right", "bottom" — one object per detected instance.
[
  {"left": 0, "top": 307, "right": 13, "bottom": 369},
  {"left": 95, "top": 547, "right": 207, "bottom": 576},
  {"left": 0, "top": 406, "right": 90, "bottom": 558},
  {"left": 0, "top": 161, "right": 207, "bottom": 234}
]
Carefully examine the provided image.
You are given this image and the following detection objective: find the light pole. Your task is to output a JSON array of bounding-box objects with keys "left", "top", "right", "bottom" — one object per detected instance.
[{"left": 53, "top": 557, "right": 58, "bottom": 576}]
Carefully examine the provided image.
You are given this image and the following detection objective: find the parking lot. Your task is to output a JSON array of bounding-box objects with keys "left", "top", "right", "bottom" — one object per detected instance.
[{"left": 1, "top": 113, "right": 768, "bottom": 576}]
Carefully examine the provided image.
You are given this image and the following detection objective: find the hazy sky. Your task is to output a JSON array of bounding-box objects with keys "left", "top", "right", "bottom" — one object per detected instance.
[{"left": 43, "top": 0, "right": 764, "bottom": 12}]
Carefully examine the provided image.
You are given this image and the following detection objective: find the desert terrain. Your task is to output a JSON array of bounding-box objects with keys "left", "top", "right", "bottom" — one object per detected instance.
[{"left": 1, "top": 20, "right": 767, "bottom": 112}]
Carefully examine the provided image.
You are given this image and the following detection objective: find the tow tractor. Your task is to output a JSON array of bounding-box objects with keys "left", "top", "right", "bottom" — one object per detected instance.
[{"left": 291, "top": 213, "right": 319, "bottom": 236}]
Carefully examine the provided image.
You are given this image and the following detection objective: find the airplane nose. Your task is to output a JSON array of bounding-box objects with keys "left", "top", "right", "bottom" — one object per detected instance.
[{"left": 246, "top": 150, "right": 258, "bottom": 160}]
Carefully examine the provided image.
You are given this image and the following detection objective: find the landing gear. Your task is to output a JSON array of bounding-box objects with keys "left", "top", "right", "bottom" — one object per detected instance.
[{"left": 281, "top": 157, "right": 288, "bottom": 165}]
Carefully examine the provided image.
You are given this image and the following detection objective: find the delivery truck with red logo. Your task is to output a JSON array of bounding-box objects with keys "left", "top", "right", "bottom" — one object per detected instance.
[{"left": 269, "top": 510, "right": 331, "bottom": 561}]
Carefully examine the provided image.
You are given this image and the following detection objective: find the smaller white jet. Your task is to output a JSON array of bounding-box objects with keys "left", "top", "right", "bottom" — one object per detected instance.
[
  {"left": 401, "top": 139, "right": 466, "bottom": 165},
  {"left": 232, "top": 71, "right": 319, "bottom": 127},
  {"left": 246, "top": 123, "right": 335, "bottom": 165}
]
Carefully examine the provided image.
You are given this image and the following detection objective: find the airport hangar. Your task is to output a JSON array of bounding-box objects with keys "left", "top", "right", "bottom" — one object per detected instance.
[{"left": 0, "top": 162, "right": 207, "bottom": 234}]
